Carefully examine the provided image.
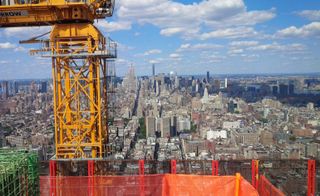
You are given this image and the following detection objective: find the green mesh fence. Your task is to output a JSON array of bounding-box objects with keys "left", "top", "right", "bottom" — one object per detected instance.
[{"left": 0, "top": 149, "right": 39, "bottom": 196}]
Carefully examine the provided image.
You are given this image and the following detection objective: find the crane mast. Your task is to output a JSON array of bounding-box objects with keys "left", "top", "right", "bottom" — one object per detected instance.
[{"left": 0, "top": 0, "right": 116, "bottom": 159}]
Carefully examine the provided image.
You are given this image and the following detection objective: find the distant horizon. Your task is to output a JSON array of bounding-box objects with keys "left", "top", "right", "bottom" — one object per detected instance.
[{"left": 1, "top": 71, "right": 320, "bottom": 81}]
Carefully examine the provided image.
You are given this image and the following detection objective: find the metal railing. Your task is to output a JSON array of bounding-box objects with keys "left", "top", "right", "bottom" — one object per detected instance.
[{"left": 42, "top": 159, "right": 319, "bottom": 195}]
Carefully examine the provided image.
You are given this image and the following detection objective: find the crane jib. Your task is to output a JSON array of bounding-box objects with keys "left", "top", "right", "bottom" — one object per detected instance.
[{"left": 0, "top": 10, "right": 28, "bottom": 17}]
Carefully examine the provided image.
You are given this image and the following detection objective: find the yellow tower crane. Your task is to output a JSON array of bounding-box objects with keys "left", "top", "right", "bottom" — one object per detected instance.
[{"left": 0, "top": 0, "right": 116, "bottom": 159}]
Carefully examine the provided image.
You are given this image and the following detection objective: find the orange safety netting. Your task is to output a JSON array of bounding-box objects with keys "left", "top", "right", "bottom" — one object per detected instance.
[
  {"left": 258, "top": 175, "right": 285, "bottom": 196},
  {"left": 40, "top": 174, "right": 259, "bottom": 196}
]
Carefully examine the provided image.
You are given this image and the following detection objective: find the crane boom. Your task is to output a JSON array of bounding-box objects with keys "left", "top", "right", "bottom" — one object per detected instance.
[{"left": 0, "top": 0, "right": 114, "bottom": 27}]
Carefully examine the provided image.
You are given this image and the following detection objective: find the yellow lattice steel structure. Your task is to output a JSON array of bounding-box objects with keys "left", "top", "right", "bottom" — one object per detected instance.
[
  {"left": 0, "top": 0, "right": 116, "bottom": 158},
  {"left": 50, "top": 24, "right": 116, "bottom": 158}
]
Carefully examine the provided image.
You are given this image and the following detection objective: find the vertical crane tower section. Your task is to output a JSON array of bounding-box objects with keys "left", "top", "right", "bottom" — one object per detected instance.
[{"left": 0, "top": 0, "right": 117, "bottom": 159}]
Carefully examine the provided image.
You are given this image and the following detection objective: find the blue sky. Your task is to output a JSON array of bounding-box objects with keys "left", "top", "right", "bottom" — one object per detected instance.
[{"left": 0, "top": 0, "right": 320, "bottom": 79}]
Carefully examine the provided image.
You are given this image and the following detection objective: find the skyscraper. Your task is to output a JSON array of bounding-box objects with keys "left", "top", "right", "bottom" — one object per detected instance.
[
  {"left": 170, "top": 116, "right": 177, "bottom": 137},
  {"left": 206, "top": 71, "right": 209, "bottom": 83},
  {"left": 1, "top": 81, "right": 9, "bottom": 100},
  {"left": 160, "top": 117, "right": 171, "bottom": 137},
  {"left": 41, "top": 81, "right": 47, "bottom": 93},
  {"left": 201, "top": 87, "right": 209, "bottom": 104},
  {"left": 146, "top": 116, "right": 156, "bottom": 137},
  {"left": 152, "top": 64, "right": 155, "bottom": 76},
  {"left": 279, "top": 84, "right": 288, "bottom": 96},
  {"left": 288, "top": 83, "right": 294, "bottom": 95},
  {"left": 213, "top": 80, "right": 220, "bottom": 90},
  {"left": 156, "top": 81, "right": 160, "bottom": 96},
  {"left": 224, "top": 78, "right": 228, "bottom": 88},
  {"left": 272, "top": 86, "right": 278, "bottom": 95},
  {"left": 14, "top": 81, "right": 19, "bottom": 95},
  {"left": 122, "top": 65, "right": 137, "bottom": 92},
  {"left": 175, "top": 76, "right": 179, "bottom": 88}
]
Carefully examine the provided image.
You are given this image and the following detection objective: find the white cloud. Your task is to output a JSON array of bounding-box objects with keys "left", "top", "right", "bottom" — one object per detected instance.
[
  {"left": 241, "top": 54, "right": 260, "bottom": 62},
  {"left": 228, "top": 41, "right": 259, "bottom": 56},
  {"left": 14, "top": 46, "right": 27, "bottom": 52},
  {"left": 160, "top": 27, "right": 185, "bottom": 36},
  {"left": 117, "top": 42, "right": 134, "bottom": 51},
  {"left": 169, "top": 53, "right": 182, "bottom": 62},
  {"left": 149, "top": 59, "right": 160, "bottom": 64},
  {"left": 229, "top": 41, "right": 259, "bottom": 47},
  {"left": 116, "top": 58, "right": 132, "bottom": 66},
  {"left": 177, "top": 43, "right": 222, "bottom": 52},
  {"left": 160, "top": 27, "right": 200, "bottom": 38},
  {"left": 205, "top": 8, "right": 276, "bottom": 27},
  {"left": 116, "top": 58, "right": 128, "bottom": 63},
  {"left": 0, "top": 60, "right": 9, "bottom": 64},
  {"left": 180, "top": 44, "right": 191, "bottom": 50},
  {"left": 241, "top": 54, "right": 260, "bottom": 58},
  {"left": 206, "top": 54, "right": 226, "bottom": 63},
  {"left": 117, "top": 0, "right": 275, "bottom": 39},
  {"left": 144, "top": 49, "right": 162, "bottom": 56},
  {"left": 228, "top": 48, "right": 244, "bottom": 55},
  {"left": 248, "top": 42, "right": 306, "bottom": 52},
  {"left": 0, "top": 42, "right": 15, "bottom": 49},
  {"left": 96, "top": 20, "right": 132, "bottom": 32},
  {"left": 3, "top": 26, "right": 51, "bottom": 38},
  {"left": 169, "top": 53, "right": 181, "bottom": 58},
  {"left": 199, "top": 27, "right": 258, "bottom": 40},
  {"left": 275, "top": 22, "right": 320, "bottom": 38},
  {"left": 297, "top": 10, "right": 320, "bottom": 21}
]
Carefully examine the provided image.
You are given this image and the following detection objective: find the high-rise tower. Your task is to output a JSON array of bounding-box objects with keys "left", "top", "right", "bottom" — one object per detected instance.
[
  {"left": 1, "top": 81, "right": 9, "bottom": 100},
  {"left": 224, "top": 78, "right": 228, "bottom": 88}
]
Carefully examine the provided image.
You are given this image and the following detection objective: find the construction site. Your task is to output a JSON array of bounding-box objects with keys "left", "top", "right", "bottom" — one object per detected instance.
[
  {"left": 0, "top": 0, "right": 319, "bottom": 195},
  {"left": 0, "top": 149, "right": 319, "bottom": 195}
]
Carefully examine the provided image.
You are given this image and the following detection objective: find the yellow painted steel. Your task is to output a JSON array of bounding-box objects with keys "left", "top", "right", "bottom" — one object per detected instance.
[
  {"left": 0, "top": 0, "right": 115, "bottom": 159},
  {"left": 51, "top": 23, "right": 108, "bottom": 158},
  {"left": 0, "top": 0, "right": 114, "bottom": 27}
]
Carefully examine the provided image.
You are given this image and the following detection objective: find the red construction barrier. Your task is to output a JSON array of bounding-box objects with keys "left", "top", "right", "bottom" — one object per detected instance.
[
  {"left": 212, "top": 160, "right": 219, "bottom": 176},
  {"left": 308, "top": 160, "right": 316, "bottom": 196},
  {"left": 170, "top": 160, "right": 176, "bottom": 174},
  {"left": 40, "top": 174, "right": 259, "bottom": 196},
  {"left": 139, "top": 160, "right": 145, "bottom": 196},
  {"left": 139, "top": 160, "right": 145, "bottom": 175},
  {"left": 258, "top": 175, "right": 285, "bottom": 196},
  {"left": 87, "top": 160, "right": 94, "bottom": 196},
  {"left": 251, "top": 160, "right": 259, "bottom": 189},
  {"left": 49, "top": 160, "right": 56, "bottom": 196}
]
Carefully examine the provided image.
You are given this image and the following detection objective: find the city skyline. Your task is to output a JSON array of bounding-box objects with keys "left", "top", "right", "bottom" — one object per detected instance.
[
  {"left": 1, "top": 65, "right": 320, "bottom": 195},
  {"left": 2, "top": 71, "right": 320, "bottom": 81},
  {"left": 0, "top": 0, "right": 319, "bottom": 79}
]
